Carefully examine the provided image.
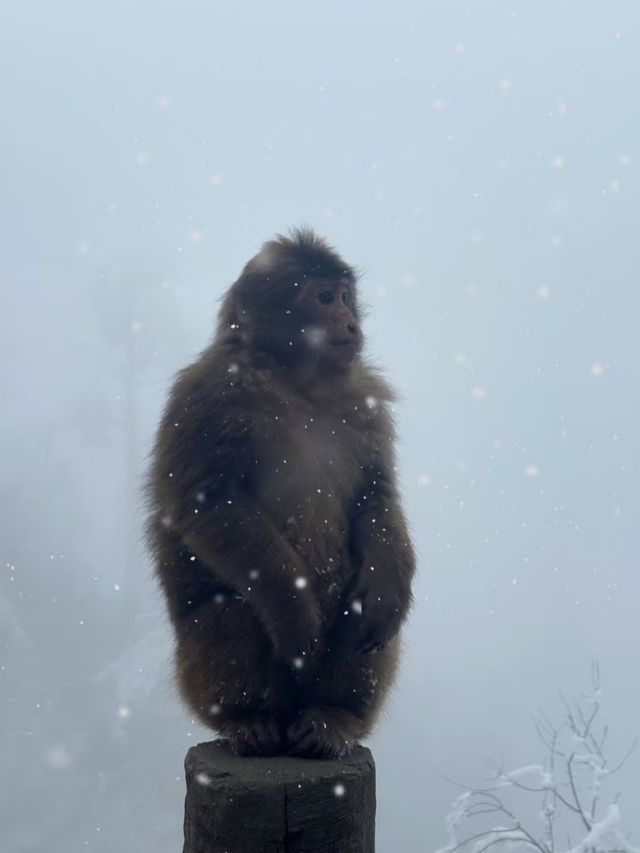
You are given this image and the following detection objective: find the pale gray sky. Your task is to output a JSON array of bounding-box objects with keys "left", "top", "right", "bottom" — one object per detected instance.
[{"left": 1, "top": 2, "right": 639, "bottom": 850}]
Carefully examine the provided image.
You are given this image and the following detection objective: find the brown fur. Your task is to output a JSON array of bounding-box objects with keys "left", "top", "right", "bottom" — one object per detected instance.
[{"left": 146, "top": 228, "right": 415, "bottom": 757}]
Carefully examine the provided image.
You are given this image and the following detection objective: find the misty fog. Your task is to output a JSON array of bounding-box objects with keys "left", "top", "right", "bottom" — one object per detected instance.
[{"left": 1, "top": 2, "right": 639, "bottom": 851}]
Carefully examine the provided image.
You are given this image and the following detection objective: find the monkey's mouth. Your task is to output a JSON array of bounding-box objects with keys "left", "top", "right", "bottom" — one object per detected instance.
[
  {"left": 329, "top": 340, "right": 360, "bottom": 362},
  {"left": 331, "top": 339, "right": 359, "bottom": 348}
]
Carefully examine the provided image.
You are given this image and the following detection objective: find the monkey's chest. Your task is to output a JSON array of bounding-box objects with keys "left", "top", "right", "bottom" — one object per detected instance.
[
  {"left": 254, "top": 416, "right": 362, "bottom": 594},
  {"left": 256, "top": 416, "right": 359, "bottom": 525}
]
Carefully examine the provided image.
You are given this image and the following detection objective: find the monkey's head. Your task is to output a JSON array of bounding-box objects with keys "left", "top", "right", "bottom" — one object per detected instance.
[{"left": 218, "top": 228, "right": 362, "bottom": 376}]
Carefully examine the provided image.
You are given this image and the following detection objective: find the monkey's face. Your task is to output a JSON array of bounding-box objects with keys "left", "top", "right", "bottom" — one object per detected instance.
[{"left": 294, "top": 278, "right": 361, "bottom": 371}]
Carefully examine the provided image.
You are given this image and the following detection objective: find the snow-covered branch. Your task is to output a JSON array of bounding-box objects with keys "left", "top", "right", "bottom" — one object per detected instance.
[{"left": 437, "top": 668, "right": 638, "bottom": 853}]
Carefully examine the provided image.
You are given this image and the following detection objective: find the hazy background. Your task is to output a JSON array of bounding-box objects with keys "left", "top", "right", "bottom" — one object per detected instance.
[{"left": 1, "top": 2, "right": 639, "bottom": 850}]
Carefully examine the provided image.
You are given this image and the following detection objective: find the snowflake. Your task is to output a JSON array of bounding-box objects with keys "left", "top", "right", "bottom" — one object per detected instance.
[
  {"left": 306, "top": 326, "right": 328, "bottom": 347},
  {"left": 46, "top": 745, "right": 71, "bottom": 769}
]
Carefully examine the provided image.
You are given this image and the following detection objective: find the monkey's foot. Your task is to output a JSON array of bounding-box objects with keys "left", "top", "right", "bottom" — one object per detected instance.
[
  {"left": 286, "top": 707, "right": 362, "bottom": 759},
  {"left": 221, "top": 713, "right": 283, "bottom": 757}
]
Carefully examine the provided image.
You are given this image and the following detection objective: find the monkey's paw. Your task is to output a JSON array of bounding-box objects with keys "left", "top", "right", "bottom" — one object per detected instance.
[
  {"left": 286, "top": 707, "right": 361, "bottom": 759},
  {"left": 222, "top": 713, "right": 284, "bottom": 757}
]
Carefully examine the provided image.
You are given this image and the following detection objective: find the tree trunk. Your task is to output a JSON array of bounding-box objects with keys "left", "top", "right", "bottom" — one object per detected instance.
[{"left": 183, "top": 740, "right": 376, "bottom": 852}]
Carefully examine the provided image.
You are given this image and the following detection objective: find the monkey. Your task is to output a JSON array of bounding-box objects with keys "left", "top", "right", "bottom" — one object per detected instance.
[{"left": 146, "top": 227, "right": 415, "bottom": 759}]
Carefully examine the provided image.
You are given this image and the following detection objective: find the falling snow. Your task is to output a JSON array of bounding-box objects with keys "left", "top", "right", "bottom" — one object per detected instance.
[{"left": 3, "top": 5, "right": 639, "bottom": 852}]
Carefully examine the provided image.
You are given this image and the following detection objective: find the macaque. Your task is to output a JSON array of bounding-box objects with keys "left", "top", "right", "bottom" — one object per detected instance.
[{"left": 147, "top": 228, "right": 415, "bottom": 757}]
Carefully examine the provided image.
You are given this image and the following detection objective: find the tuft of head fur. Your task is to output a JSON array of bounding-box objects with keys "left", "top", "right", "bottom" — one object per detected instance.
[{"left": 256, "top": 226, "right": 356, "bottom": 279}]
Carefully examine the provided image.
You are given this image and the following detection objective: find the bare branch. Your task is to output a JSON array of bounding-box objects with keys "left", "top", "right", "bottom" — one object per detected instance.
[
  {"left": 473, "top": 835, "right": 542, "bottom": 853},
  {"left": 534, "top": 714, "right": 564, "bottom": 757},
  {"left": 465, "top": 807, "right": 504, "bottom": 817},
  {"left": 441, "top": 827, "right": 522, "bottom": 853},
  {"left": 560, "top": 693, "right": 578, "bottom": 736},
  {"left": 567, "top": 754, "right": 592, "bottom": 831},
  {"left": 503, "top": 775, "right": 581, "bottom": 817},
  {"left": 439, "top": 773, "right": 501, "bottom": 796},
  {"left": 607, "top": 738, "right": 639, "bottom": 778}
]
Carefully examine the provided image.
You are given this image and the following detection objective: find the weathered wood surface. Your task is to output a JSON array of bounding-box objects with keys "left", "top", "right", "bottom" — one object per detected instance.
[{"left": 183, "top": 740, "right": 376, "bottom": 852}]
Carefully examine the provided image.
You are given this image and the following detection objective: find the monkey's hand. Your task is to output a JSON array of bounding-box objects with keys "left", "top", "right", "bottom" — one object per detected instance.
[
  {"left": 269, "top": 600, "right": 324, "bottom": 672},
  {"left": 340, "top": 568, "right": 410, "bottom": 654},
  {"left": 347, "top": 457, "right": 416, "bottom": 654}
]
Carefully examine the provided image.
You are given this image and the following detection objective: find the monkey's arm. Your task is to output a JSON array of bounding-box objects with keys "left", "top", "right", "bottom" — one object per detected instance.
[
  {"left": 151, "top": 386, "right": 321, "bottom": 665},
  {"left": 179, "top": 494, "right": 322, "bottom": 664},
  {"left": 345, "top": 454, "right": 416, "bottom": 653}
]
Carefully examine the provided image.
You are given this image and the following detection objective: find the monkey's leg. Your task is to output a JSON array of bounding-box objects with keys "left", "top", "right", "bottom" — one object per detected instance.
[
  {"left": 175, "top": 594, "right": 297, "bottom": 756},
  {"left": 287, "top": 633, "right": 401, "bottom": 758}
]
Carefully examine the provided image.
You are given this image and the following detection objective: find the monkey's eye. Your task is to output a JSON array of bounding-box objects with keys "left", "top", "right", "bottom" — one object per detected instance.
[{"left": 318, "top": 290, "right": 334, "bottom": 305}]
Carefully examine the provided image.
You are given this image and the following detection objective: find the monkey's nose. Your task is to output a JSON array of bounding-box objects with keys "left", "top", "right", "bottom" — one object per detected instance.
[{"left": 347, "top": 322, "right": 358, "bottom": 334}]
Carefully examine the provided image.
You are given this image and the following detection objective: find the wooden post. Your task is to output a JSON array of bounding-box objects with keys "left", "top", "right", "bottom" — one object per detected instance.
[{"left": 183, "top": 740, "right": 376, "bottom": 852}]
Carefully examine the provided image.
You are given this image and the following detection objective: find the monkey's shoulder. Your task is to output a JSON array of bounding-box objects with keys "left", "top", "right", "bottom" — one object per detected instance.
[
  {"left": 160, "top": 352, "right": 396, "bottom": 468},
  {"left": 163, "top": 355, "right": 265, "bottom": 426}
]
